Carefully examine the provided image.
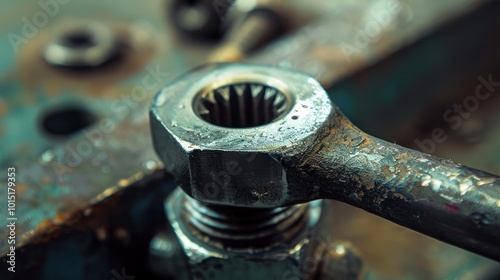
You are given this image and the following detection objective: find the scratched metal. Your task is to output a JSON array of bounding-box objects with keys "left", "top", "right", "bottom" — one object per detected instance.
[
  {"left": 0, "top": 0, "right": 499, "bottom": 278},
  {"left": 0, "top": 0, "right": 206, "bottom": 167},
  {"left": 281, "top": 104, "right": 500, "bottom": 261},
  {"left": 0, "top": 93, "right": 163, "bottom": 252},
  {"left": 151, "top": 63, "right": 500, "bottom": 261},
  {"left": 0, "top": 0, "right": 188, "bottom": 253},
  {"left": 150, "top": 64, "right": 333, "bottom": 207}
]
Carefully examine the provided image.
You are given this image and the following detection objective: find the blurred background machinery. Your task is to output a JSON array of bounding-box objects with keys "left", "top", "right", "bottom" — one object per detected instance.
[{"left": 1, "top": 0, "right": 500, "bottom": 279}]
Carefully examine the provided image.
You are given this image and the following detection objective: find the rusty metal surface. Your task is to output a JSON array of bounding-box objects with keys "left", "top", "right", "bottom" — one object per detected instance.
[
  {"left": 0, "top": 0, "right": 180, "bottom": 256},
  {"left": 147, "top": 62, "right": 500, "bottom": 262},
  {"left": 249, "top": 0, "right": 484, "bottom": 87},
  {"left": 281, "top": 104, "right": 500, "bottom": 261},
  {"left": 149, "top": 63, "right": 333, "bottom": 208},
  {"left": 0, "top": 0, "right": 500, "bottom": 278},
  {"left": 0, "top": 169, "right": 176, "bottom": 280},
  {"left": 249, "top": 0, "right": 500, "bottom": 149},
  {"left": 0, "top": 92, "right": 162, "bottom": 252}
]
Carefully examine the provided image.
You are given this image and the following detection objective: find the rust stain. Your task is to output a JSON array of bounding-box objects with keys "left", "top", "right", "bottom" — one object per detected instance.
[
  {"left": 26, "top": 193, "right": 121, "bottom": 245},
  {"left": 352, "top": 176, "right": 362, "bottom": 189},
  {"left": 17, "top": 183, "right": 28, "bottom": 194},
  {"left": 35, "top": 220, "right": 58, "bottom": 233},
  {"left": 0, "top": 100, "right": 8, "bottom": 116},
  {"left": 395, "top": 165, "right": 411, "bottom": 183},
  {"left": 382, "top": 165, "right": 392, "bottom": 179},
  {"left": 393, "top": 193, "right": 407, "bottom": 201},
  {"left": 394, "top": 153, "right": 409, "bottom": 163},
  {"left": 53, "top": 210, "right": 78, "bottom": 225},
  {"left": 359, "top": 171, "right": 375, "bottom": 190},
  {"left": 40, "top": 176, "right": 52, "bottom": 185}
]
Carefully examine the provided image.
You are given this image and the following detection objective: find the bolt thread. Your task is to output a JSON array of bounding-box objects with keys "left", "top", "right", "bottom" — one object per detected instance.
[{"left": 181, "top": 195, "right": 309, "bottom": 250}]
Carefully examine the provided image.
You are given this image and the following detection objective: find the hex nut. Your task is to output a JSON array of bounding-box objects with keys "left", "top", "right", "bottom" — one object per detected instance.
[
  {"left": 150, "top": 63, "right": 334, "bottom": 207},
  {"left": 165, "top": 188, "right": 326, "bottom": 280},
  {"left": 44, "top": 20, "right": 118, "bottom": 68}
]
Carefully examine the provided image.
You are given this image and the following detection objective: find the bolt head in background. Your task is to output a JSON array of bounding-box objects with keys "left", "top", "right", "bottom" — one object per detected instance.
[{"left": 44, "top": 20, "right": 118, "bottom": 68}]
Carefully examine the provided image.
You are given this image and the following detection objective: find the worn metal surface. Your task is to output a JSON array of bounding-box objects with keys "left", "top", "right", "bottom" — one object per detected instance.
[
  {"left": 181, "top": 196, "right": 310, "bottom": 250},
  {"left": 165, "top": 189, "right": 361, "bottom": 280},
  {"left": 0, "top": 89, "right": 161, "bottom": 254},
  {"left": 150, "top": 63, "right": 500, "bottom": 261},
  {"left": 150, "top": 64, "right": 332, "bottom": 207},
  {"left": 3, "top": 0, "right": 497, "bottom": 165},
  {"left": 282, "top": 104, "right": 500, "bottom": 261},
  {"left": 0, "top": 169, "right": 176, "bottom": 280},
  {"left": 1, "top": 0, "right": 500, "bottom": 278}
]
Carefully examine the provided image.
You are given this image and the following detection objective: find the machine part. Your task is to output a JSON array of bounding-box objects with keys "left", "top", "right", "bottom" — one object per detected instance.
[
  {"left": 164, "top": 188, "right": 364, "bottom": 280},
  {"left": 208, "top": 4, "right": 286, "bottom": 62},
  {"left": 181, "top": 193, "right": 309, "bottom": 250},
  {"left": 170, "top": 0, "right": 235, "bottom": 42},
  {"left": 150, "top": 63, "right": 500, "bottom": 262},
  {"left": 282, "top": 105, "right": 500, "bottom": 261},
  {"left": 150, "top": 63, "right": 331, "bottom": 208},
  {"left": 44, "top": 21, "right": 119, "bottom": 68},
  {"left": 2, "top": 1, "right": 500, "bottom": 279},
  {"left": 192, "top": 81, "right": 291, "bottom": 128}
]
